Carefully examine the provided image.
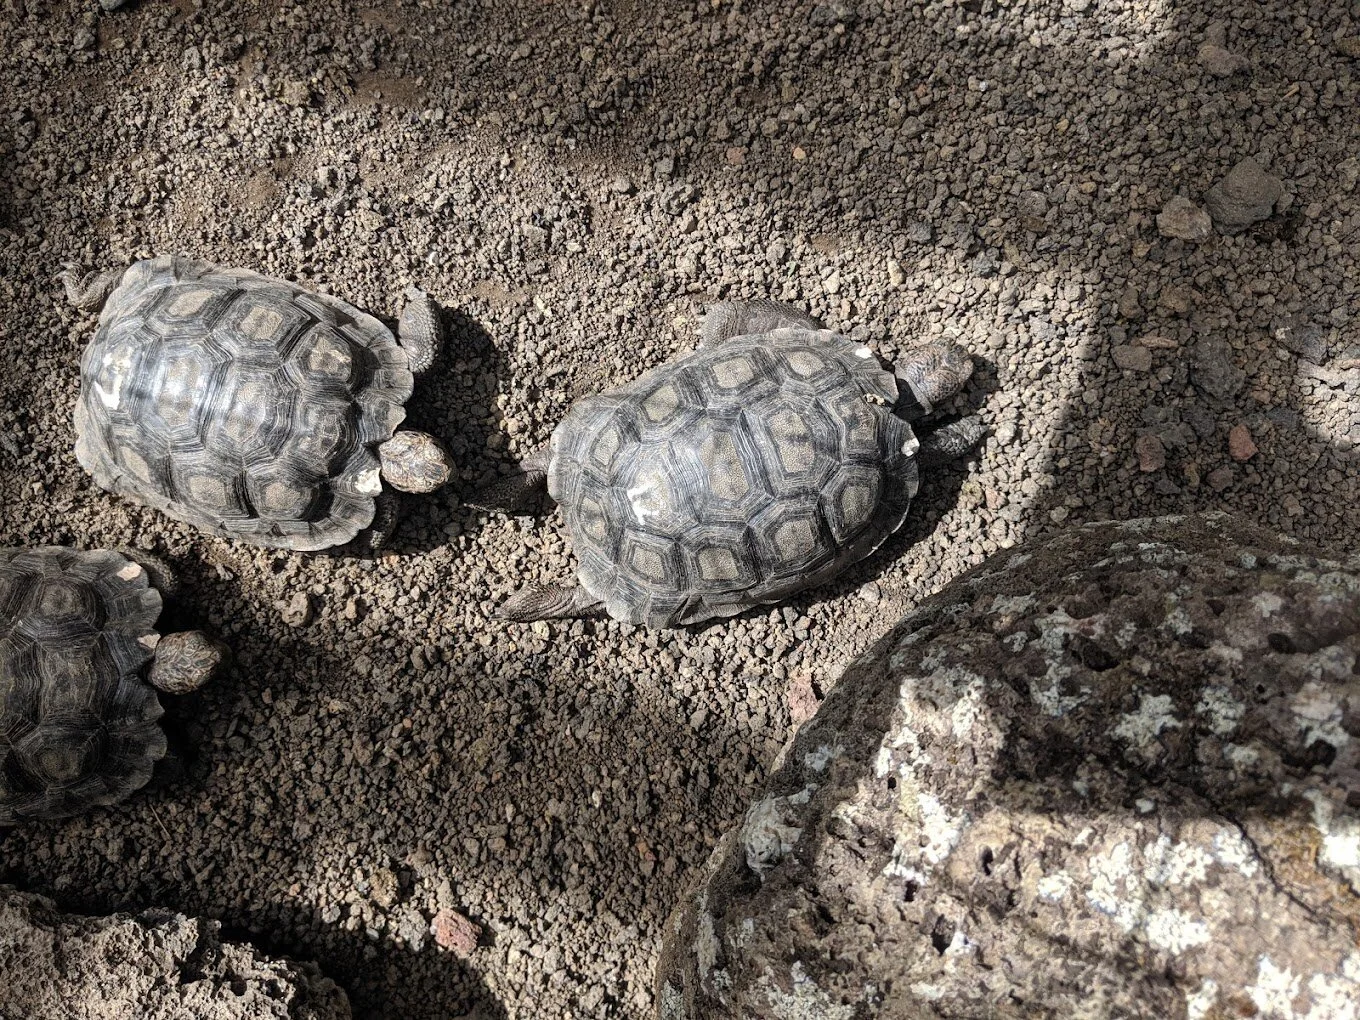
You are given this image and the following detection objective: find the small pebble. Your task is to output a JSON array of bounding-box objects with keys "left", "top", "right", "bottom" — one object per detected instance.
[
  {"left": 1228, "top": 425, "right": 1258, "bottom": 461},
  {"left": 279, "top": 593, "right": 314, "bottom": 628},
  {"left": 1156, "top": 196, "right": 1213, "bottom": 241},
  {"left": 1112, "top": 345, "right": 1153, "bottom": 372},
  {"left": 1207, "top": 466, "right": 1235, "bottom": 491},
  {"left": 431, "top": 908, "right": 481, "bottom": 958},
  {"left": 1135, "top": 435, "right": 1166, "bottom": 472}
]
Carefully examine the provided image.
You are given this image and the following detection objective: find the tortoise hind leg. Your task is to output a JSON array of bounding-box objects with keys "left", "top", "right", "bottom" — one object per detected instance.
[
  {"left": 467, "top": 445, "right": 551, "bottom": 514},
  {"left": 917, "top": 415, "right": 986, "bottom": 468},
  {"left": 59, "top": 264, "right": 127, "bottom": 312},
  {"left": 493, "top": 583, "right": 605, "bottom": 622},
  {"left": 700, "top": 299, "right": 824, "bottom": 347}
]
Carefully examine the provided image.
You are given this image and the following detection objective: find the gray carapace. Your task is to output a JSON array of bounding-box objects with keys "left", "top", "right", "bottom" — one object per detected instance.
[
  {"left": 64, "top": 255, "right": 454, "bottom": 551},
  {"left": 472, "top": 299, "right": 982, "bottom": 628}
]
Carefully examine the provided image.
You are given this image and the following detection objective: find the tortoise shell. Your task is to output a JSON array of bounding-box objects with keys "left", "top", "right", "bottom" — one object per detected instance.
[
  {"left": 547, "top": 327, "right": 921, "bottom": 627},
  {"left": 74, "top": 255, "right": 414, "bottom": 551},
  {"left": 0, "top": 547, "right": 166, "bottom": 823}
]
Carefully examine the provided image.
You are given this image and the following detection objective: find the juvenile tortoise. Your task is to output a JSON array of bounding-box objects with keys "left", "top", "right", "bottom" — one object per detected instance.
[
  {"left": 63, "top": 255, "right": 454, "bottom": 551},
  {"left": 0, "top": 547, "right": 226, "bottom": 823},
  {"left": 472, "top": 299, "right": 982, "bottom": 627}
]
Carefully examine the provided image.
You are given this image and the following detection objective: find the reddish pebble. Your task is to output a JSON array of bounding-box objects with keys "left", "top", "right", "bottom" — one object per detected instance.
[
  {"left": 726, "top": 147, "right": 746, "bottom": 166},
  {"left": 431, "top": 908, "right": 481, "bottom": 957},
  {"left": 1228, "top": 424, "right": 1258, "bottom": 461},
  {"left": 1207, "top": 466, "right": 1234, "bottom": 491},
  {"left": 1134, "top": 434, "right": 1166, "bottom": 472}
]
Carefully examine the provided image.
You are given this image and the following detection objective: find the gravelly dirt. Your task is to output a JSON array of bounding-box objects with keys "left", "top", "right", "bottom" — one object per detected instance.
[{"left": 0, "top": 0, "right": 1356, "bottom": 1018}]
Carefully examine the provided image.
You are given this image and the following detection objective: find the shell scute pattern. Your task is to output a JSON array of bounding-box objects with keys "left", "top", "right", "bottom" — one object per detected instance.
[
  {"left": 547, "top": 328, "right": 921, "bottom": 626},
  {"left": 75, "top": 256, "right": 415, "bottom": 550},
  {"left": 0, "top": 548, "right": 166, "bottom": 823}
]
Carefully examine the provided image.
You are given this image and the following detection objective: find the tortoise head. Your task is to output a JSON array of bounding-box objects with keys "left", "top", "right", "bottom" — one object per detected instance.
[
  {"left": 893, "top": 341, "right": 975, "bottom": 416},
  {"left": 147, "top": 630, "right": 229, "bottom": 695},
  {"left": 378, "top": 429, "right": 454, "bottom": 494}
]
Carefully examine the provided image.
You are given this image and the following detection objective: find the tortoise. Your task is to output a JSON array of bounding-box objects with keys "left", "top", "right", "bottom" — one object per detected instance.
[
  {"left": 472, "top": 299, "right": 983, "bottom": 627},
  {"left": 0, "top": 546, "right": 226, "bottom": 823},
  {"left": 62, "top": 255, "right": 454, "bottom": 551}
]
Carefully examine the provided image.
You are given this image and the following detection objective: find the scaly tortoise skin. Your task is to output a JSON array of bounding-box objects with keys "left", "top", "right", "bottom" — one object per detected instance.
[
  {"left": 68, "top": 255, "right": 450, "bottom": 551},
  {"left": 0, "top": 547, "right": 223, "bottom": 823},
  {"left": 476, "top": 300, "right": 981, "bottom": 627}
]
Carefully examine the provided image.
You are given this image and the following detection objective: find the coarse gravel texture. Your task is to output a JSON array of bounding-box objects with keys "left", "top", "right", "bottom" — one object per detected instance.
[{"left": 0, "top": 1, "right": 1356, "bottom": 1018}]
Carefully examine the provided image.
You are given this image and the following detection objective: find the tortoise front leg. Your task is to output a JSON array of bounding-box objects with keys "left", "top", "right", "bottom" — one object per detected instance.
[
  {"left": 493, "top": 582, "right": 605, "bottom": 622},
  {"left": 367, "top": 491, "right": 400, "bottom": 550},
  {"left": 467, "top": 444, "right": 551, "bottom": 514},
  {"left": 397, "top": 286, "right": 442, "bottom": 375},
  {"left": 916, "top": 415, "right": 986, "bottom": 467},
  {"left": 700, "top": 299, "right": 824, "bottom": 347}
]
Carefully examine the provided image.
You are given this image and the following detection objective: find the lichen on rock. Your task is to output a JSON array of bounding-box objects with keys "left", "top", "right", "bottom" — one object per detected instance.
[{"left": 656, "top": 512, "right": 1360, "bottom": 1019}]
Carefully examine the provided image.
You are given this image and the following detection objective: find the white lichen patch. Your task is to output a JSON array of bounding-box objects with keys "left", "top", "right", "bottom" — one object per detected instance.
[
  {"left": 1036, "top": 871, "right": 1072, "bottom": 902},
  {"left": 1030, "top": 676, "right": 1087, "bottom": 718},
  {"left": 1252, "top": 591, "right": 1285, "bottom": 616},
  {"left": 1142, "top": 834, "right": 1213, "bottom": 886},
  {"left": 944, "top": 929, "right": 975, "bottom": 957},
  {"left": 1114, "top": 619, "right": 1139, "bottom": 647},
  {"left": 1185, "top": 978, "right": 1219, "bottom": 1020},
  {"left": 946, "top": 671, "right": 989, "bottom": 740},
  {"left": 1086, "top": 842, "right": 1138, "bottom": 929},
  {"left": 1210, "top": 827, "right": 1260, "bottom": 878},
  {"left": 1305, "top": 966, "right": 1360, "bottom": 1020},
  {"left": 1004, "top": 631, "right": 1028, "bottom": 652},
  {"left": 802, "top": 743, "right": 841, "bottom": 773},
  {"left": 883, "top": 794, "right": 970, "bottom": 883},
  {"left": 990, "top": 593, "right": 1036, "bottom": 616},
  {"left": 917, "top": 794, "right": 969, "bottom": 867},
  {"left": 1163, "top": 602, "right": 1194, "bottom": 636},
  {"left": 1290, "top": 681, "right": 1351, "bottom": 748},
  {"left": 1196, "top": 685, "right": 1245, "bottom": 736},
  {"left": 741, "top": 788, "right": 815, "bottom": 876},
  {"left": 759, "top": 962, "right": 856, "bottom": 1020},
  {"left": 735, "top": 917, "right": 755, "bottom": 948},
  {"left": 1224, "top": 743, "right": 1261, "bottom": 768},
  {"left": 1027, "top": 611, "right": 1091, "bottom": 717},
  {"left": 1316, "top": 569, "right": 1360, "bottom": 595},
  {"left": 1112, "top": 694, "right": 1182, "bottom": 757},
  {"left": 1207, "top": 640, "right": 1244, "bottom": 665},
  {"left": 1144, "top": 908, "right": 1211, "bottom": 954},
  {"left": 1085, "top": 839, "right": 1221, "bottom": 956},
  {"left": 1248, "top": 956, "right": 1303, "bottom": 1017},
  {"left": 1302, "top": 789, "right": 1360, "bottom": 888},
  {"left": 1133, "top": 542, "right": 1191, "bottom": 567},
  {"left": 659, "top": 981, "right": 686, "bottom": 1020}
]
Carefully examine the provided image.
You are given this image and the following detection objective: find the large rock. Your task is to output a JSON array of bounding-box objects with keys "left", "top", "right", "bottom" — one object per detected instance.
[
  {"left": 656, "top": 513, "right": 1360, "bottom": 1019},
  {"left": 0, "top": 886, "right": 350, "bottom": 1020}
]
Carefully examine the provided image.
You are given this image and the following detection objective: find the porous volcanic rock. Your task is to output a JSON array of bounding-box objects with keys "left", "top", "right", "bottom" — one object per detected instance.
[
  {"left": 656, "top": 512, "right": 1360, "bottom": 1019},
  {"left": 0, "top": 885, "right": 351, "bottom": 1020}
]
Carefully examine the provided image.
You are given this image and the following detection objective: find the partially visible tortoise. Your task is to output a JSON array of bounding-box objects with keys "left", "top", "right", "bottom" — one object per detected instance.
[
  {"left": 472, "top": 299, "right": 982, "bottom": 627},
  {"left": 62, "top": 255, "right": 454, "bottom": 551},
  {"left": 0, "top": 547, "right": 226, "bottom": 823}
]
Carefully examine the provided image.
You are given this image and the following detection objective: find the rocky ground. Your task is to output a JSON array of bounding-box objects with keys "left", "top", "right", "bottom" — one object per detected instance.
[{"left": 0, "top": 0, "right": 1356, "bottom": 1018}]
